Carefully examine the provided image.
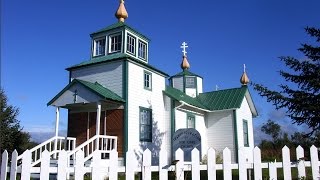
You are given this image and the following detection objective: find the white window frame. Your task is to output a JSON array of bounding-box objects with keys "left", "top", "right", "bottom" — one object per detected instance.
[
  {"left": 138, "top": 40, "right": 147, "bottom": 60},
  {"left": 187, "top": 114, "right": 195, "bottom": 128},
  {"left": 109, "top": 33, "right": 122, "bottom": 53},
  {"left": 93, "top": 37, "right": 106, "bottom": 56},
  {"left": 126, "top": 33, "right": 136, "bottom": 55},
  {"left": 144, "top": 71, "right": 152, "bottom": 90}
]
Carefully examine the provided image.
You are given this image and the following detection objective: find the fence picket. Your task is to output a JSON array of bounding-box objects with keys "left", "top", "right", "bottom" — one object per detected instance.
[
  {"left": 223, "top": 147, "right": 232, "bottom": 180},
  {"left": 296, "top": 145, "right": 306, "bottom": 178},
  {"left": 74, "top": 150, "right": 84, "bottom": 180},
  {"left": 282, "top": 146, "right": 292, "bottom": 180},
  {"left": 9, "top": 150, "right": 18, "bottom": 180},
  {"left": 92, "top": 150, "right": 103, "bottom": 180},
  {"left": 191, "top": 148, "right": 200, "bottom": 180},
  {"left": 57, "top": 150, "right": 67, "bottom": 180},
  {"left": 40, "top": 150, "right": 50, "bottom": 180},
  {"left": 253, "top": 147, "right": 262, "bottom": 180},
  {"left": 142, "top": 149, "right": 151, "bottom": 180},
  {"left": 1, "top": 150, "right": 8, "bottom": 180},
  {"left": 126, "top": 150, "right": 136, "bottom": 180},
  {"left": 159, "top": 149, "right": 168, "bottom": 180},
  {"left": 207, "top": 148, "right": 216, "bottom": 180},
  {"left": 21, "top": 150, "right": 31, "bottom": 180},
  {"left": 269, "top": 162, "right": 277, "bottom": 180},
  {"left": 238, "top": 147, "right": 247, "bottom": 180},
  {"left": 109, "top": 150, "right": 118, "bottom": 180},
  {"left": 175, "top": 148, "right": 184, "bottom": 180},
  {"left": 310, "top": 145, "right": 319, "bottom": 179}
]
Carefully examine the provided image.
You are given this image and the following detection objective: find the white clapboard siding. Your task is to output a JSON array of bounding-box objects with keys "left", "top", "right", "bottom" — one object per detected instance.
[{"left": 1, "top": 145, "right": 320, "bottom": 180}]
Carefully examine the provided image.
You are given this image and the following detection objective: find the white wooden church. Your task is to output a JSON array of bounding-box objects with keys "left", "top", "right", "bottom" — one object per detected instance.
[{"left": 45, "top": 0, "right": 257, "bottom": 165}]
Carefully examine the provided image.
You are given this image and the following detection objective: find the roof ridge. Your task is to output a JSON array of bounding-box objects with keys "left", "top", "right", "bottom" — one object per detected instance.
[{"left": 199, "top": 86, "right": 246, "bottom": 95}]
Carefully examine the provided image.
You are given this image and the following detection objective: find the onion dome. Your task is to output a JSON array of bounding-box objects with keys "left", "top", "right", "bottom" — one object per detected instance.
[
  {"left": 115, "top": 0, "right": 128, "bottom": 22},
  {"left": 240, "top": 64, "right": 250, "bottom": 85},
  {"left": 181, "top": 55, "right": 190, "bottom": 70}
]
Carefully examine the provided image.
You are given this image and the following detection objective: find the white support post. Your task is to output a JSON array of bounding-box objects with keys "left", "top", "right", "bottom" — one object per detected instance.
[
  {"left": 54, "top": 107, "right": 60, "bottom": 158},
  {"left": 96, "top": 102, "right": 101, "bottom": 150}
]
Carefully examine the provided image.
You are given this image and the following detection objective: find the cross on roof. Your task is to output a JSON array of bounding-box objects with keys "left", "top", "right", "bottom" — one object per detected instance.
[
  {"left": 181, "top": 42, "right": 188, "bottom": 56},
  {"left": 243, "top": 64, "right": 246, "bottom": 72}
]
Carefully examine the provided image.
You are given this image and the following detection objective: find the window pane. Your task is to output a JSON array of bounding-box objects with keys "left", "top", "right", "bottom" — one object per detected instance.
[
  {"left": 243, "top": 120, "right": 249, "bottom": 146},
  {"left": 138, "top": 40, "right": 146, "bottom": 59},
  {"left": 186, "top": 77, "right": 196, "bottom": 88},
  {"left": 140, "top": 108, "right": 152, "bottom": 141},
  {"left": 127, "top": 34, "right": 135, "bottom": 54},
  {"left": 110, "top": 34, "right": 122, "bottom": 53},
  {"left": 144, "top": 72, "right": 151, "bottom": 89},
  {"left": 94, "top": 38, "right": 106, "bottom": 56}
]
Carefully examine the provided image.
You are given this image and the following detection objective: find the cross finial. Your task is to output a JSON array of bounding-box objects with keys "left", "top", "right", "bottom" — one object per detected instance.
[
  {"left": 73, "top": 90, "right": 78, "bottom": 103},
  {"left": 180, "top": 42, "right": 188, "bottom": 56},
  {"left": 243, "top": 64, "right": 246, "bottom": 72}
]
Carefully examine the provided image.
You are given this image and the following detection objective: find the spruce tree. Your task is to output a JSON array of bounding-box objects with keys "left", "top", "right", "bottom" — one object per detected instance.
[
  {"left": 253, "top": 27, "right": 320, "bottom": 136},
  {"left": 0, "top": 89, "right": 32, "bottom": 155}
]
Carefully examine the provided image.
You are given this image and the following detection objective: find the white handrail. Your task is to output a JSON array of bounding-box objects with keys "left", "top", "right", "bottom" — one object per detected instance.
[
  {"left": 67, "top": 135, "right": 117, "bottom": 163},
  {"left": 17, "top": 136, "right": 76, "bottom": 166}
]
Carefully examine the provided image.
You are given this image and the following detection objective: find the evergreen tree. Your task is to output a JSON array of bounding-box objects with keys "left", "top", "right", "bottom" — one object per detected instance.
[
  {"left": 0, "top": 89, "right": 33, "bottom": 156},
  {"left": 254, "top": 27, "right": 320, "bottom": 135}
]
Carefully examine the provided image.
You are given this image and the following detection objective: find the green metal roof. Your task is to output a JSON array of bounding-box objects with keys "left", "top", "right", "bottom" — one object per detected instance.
[
  {"left": 163, "top": 85, "right": 256, "bottom": 114},
  {"left": 163, "top": 86, "right": 208, "bottom": 110},
  {"left": 47, "top": 79, "right": 125, "bottom": 106},
  {"left": 66, "top": 53, "right": 169, "bottom": 77},
  {"left": 197, "top": 86, "right": 248, "bottom": 111},
  {"left": 90, "top": 22, "right": 150, "bottom": 41},
  {"left": 66, "top": 53, "right": 128, "bottom": 70},
  {"left": 169, "top": 70, "right": 202, "bottom": 79}
]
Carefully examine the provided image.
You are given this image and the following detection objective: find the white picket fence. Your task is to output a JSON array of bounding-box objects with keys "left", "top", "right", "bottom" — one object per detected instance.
[{"left": 1, "top": 145, "right": 320, "bottom": 180}]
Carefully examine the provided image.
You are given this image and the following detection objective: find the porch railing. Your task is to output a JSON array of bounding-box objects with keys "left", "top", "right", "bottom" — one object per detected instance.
[
  {"left": 67, "top": 134, "right": 117, "bottom": 164},
  {"left": 17, "top": 136, "right": 76, "bottom": 166}
]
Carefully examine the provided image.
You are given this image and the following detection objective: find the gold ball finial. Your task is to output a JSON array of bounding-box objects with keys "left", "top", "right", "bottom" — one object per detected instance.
[
  {"left": 115, "top": 0, "right": 128, "bottom": 22},
  {"left": 181, "top": 55, "right": 190, "bottom": 70},
  {"left": 240, "top": 64, "right": 250, "bottom": 85}
]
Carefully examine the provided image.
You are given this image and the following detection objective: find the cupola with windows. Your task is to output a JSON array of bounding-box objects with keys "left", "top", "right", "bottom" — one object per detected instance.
[
  {"left": 169, "top": 42, "right": 203, "bottom": 97},
  {"left": 90, "top": 0, "right": 149, "bottom": 63}
]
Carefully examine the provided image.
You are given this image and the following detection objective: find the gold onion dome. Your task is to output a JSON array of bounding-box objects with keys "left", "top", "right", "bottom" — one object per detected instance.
[
  {"left": 115, "top": 0, "right": 128, "bottom": 22},
  {"left": 181, "top": 55, "right": 190, "bottom": 70},
  {"left": 240, "top": 64, "right": 250, "bottom": 85}
]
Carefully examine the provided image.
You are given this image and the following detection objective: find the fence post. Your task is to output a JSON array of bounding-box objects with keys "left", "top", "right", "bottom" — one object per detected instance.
[
  {"left": 142, "top": 149, "right": 151, "bottom": 180},
  {"left": 9, "top": 150, "right": 18, "bottom": 180},
  {"left": 74, "top": 150, "right": 84, "bottom": 180},
  {"left": 268, "top": 162, "right": 277, "bottom": 180},
  {"left": 57, "top": 150, "right": 67, "bottom": 180},
  {"left": 223, "top": 147, "right": 232, "bottom": 180},
  {"left": 207, "top": 148, "right": 216, "bottom": 180},
  {"left": 310, "top": 145, "right": 319, "bottom": 179},
  {"left": 296, "top": 145, "right": 306, "bottom": 178},
  {"left": 238, "top": 147, "right": 247, "bottom": 180},
  {"left": 125, "top": 150, "right": 136, "bottom": 180},
  {"left": 159, "top": 149, "right": 168, "bottom": 180},
  {"left": 282, "top": 146, "right": 292, "bottom": 180},
  {"left": 92, "top": 150, "right": 103, "bottom": 180},
  {"left": 175, "top": 148, "right": 184, "bottom": 180},
  {"left": 253, "top": 147, "right": 262, "bottom": 180},
  {"left": 191, "top": 148, "right": 200, "bottom": 180},
  {"left": 109, "top": 149, "right": 118, "bottom": 180},
  {"left": 21, "top": 150, "right": 31, "bottom": 180},
  {"left": 40, "top": 150, "right": 50, "bottom": 180},
  {"left": 1, "top": 150, "right": 8, "bottom": 180}
]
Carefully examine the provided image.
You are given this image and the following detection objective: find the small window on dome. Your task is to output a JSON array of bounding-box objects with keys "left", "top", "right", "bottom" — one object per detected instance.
[
  {"left": 94, "top": 37, "right": 106, "bottom": 56},
  {"left": 186, "top": 77, "right": 196, "bottom": 88},
  {"left": 126, "top": 34, "right": 136, "bottom": 55},
  {"left": 109, "top": 33, "right": 122, "bottom": 53},
  {"left": 138, "top": 40, "right": 147, "bottom": 60}
]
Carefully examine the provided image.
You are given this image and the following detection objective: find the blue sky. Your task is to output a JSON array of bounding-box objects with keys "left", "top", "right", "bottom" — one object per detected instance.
[{"left": 2, "top": 0, "right": 320, "bottom": 143}]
